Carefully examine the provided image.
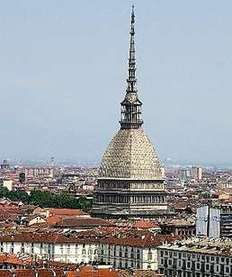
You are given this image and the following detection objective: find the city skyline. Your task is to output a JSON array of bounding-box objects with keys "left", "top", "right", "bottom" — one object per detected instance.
[{"left": 1, "top": 0, "right": 232, "bottom": 164}]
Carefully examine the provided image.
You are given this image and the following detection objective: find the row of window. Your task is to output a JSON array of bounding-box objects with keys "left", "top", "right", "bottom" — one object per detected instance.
[
  {"left": 162, "top": 258, "right": 230, "bottom": 269},
  {"left": 101, "top": 258, "right": 141, "bottom": 269},
  {"left": 98, "top": 182, "right": 163, "bottom": 190},
  {"left": 160, "top": 267, "right": 231, "bottom": 277},
  {"left": 160, "top": 250, "right": 230, "bottom": 264}
]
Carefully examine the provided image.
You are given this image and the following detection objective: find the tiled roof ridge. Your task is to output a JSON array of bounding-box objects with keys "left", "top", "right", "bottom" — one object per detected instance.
[{"left": 0, "top": 230, "right": 179, "bottom": 248}]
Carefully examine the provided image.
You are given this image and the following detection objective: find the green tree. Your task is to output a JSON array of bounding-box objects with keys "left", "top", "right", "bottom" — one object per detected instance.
[
  {"left": 0, "top": 187, "right": 92, "bottom": 210},
  {"left": 0, "top": 186, "right": 9, "bottom": 198}
]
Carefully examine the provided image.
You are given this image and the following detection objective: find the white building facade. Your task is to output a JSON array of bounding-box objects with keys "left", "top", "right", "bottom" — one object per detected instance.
[
  {"left": 0, "top": 240, "right": 99, "bottom": 264},
  {"left": 158, "top": 238, "right": 232, "bottom": 277},
  {"left": 100, "top": 243, "right": 158, "bottom": 270},
  {"left": 0, "top": 232, "right": 176, "bottom": 270}
]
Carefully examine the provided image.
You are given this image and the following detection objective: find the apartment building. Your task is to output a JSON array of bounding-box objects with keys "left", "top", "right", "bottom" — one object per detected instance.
[{"left": 158, "top": 237, "right": 232, "bottom": 277}]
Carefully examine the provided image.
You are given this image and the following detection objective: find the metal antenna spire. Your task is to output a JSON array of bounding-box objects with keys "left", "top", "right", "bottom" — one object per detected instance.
[
  {"left": 120, "top": 5, "right": 143, "bottom": 129},
  {"left": 127, "top": 4, "right": 136, "bottom": 93}
]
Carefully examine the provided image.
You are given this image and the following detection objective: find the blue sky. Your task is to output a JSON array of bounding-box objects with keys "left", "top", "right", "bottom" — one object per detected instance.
[{"left": 0, "top": 0, "right": 232, "bottom": 165}]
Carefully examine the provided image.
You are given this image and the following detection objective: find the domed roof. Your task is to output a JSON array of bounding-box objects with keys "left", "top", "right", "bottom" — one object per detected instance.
[{"left": 99, "top": 128, "right": 162, "bottom": 180}]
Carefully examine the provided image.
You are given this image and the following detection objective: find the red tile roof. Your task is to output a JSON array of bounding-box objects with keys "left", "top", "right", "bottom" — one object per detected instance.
[
  {"left": 101, "top": 232, "right": 178, "bottom": 248},
  {"left": 54, "top": 217, "right": 113, "bottom": 228},
  {"left": 132, "top": 219, "right": 160, "bottom": 230},
  {"left": 0, "top": 268, "right": 123, "bottom": 277},
  {"left": 75, "top": 265, "right": 120, "bottom": 277},
  {"left": 0, "top": 229, "right": 179, "bottom": 248},
  {"left": 0, "top": 253, "right": 32, "bottom": 266},
  {"left": 0, "top": 269, "right": 65, "bottom": 277},
  {"left": 14, "top": 270, "right": 35, "bottom": 277},
  {"left": 0, "top": 270, "right": 12, "bottom": 277},
  {"left": 49, "top": 208, "right": 88, "bottom": 217},
  {"left": 36, "top": 269, "right": 54, "bottom": 277},
  {"left": 47, "top": 215, "right": 62, "bottom": 225}
]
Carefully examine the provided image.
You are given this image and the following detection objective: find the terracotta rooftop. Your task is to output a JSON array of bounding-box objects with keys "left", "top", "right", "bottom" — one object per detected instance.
[
  {"left": 0, "top": 253, "right": 32, "bottom": 266},
  {"left": 54, "top": 217, "right": 114, "bottom": 228},
  {"left": 0, "top": 231, "right": 102, "bottom": 245},
  {"left": 47, "top": 215, "right": 63, "bottom": 225},
  {"left": 0, "top": 267, "right": 125, "bottom": 277},
  {"left": 99, "top": 230, "right": 179, "bottom": 248},
  {"left": 49, "top": 208, "right": 88, "bottom": 217},
  {"left": 0, "top": 270, "right": 12, "bottom": 277},
  {"left": 0, "top": 269, "right": 65, "bottom": 277},
  {"left": 75, "top": 265, "right": 119, "bottom": 277},
  {"left": 0, "top": 229, "right": 179, "bottom": 248},
  {"left": 132, "top": 219, "right": 160, "bottom": 230},
  {"left": 14, "top": 269, "right": 35, "bottom": 277}
]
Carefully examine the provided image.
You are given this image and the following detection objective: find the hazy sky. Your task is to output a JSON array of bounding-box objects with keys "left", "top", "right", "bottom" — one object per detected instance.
[{"left": 1, "top": 0, "right": 232, "bottom": 165}]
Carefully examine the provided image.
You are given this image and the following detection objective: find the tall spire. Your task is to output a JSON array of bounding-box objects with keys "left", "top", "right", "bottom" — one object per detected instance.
[
  {"left": 127, "top": 4, "right": 136, "bottom": 92},
  {"left": 120, "top": 5, "right": 143, "bottom": 129}
]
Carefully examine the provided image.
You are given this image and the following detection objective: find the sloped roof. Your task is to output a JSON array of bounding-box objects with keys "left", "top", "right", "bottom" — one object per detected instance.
[
  {"left": 48, "top": 208, "right": 88, "bottom": 217},
  {"left": 132, "top": 219, "right": 160, "bottom": 230},
  {"left": 54, "top": 217, "right": 113, "bottom": 228},
  {"left": 99, "top": 129, "right": 162, "bottom": 180}
]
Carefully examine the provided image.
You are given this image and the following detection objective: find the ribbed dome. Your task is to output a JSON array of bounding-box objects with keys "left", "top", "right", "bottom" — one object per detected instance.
[{"left": 99, "top": 128, "right": 162, "bottom": 180}]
